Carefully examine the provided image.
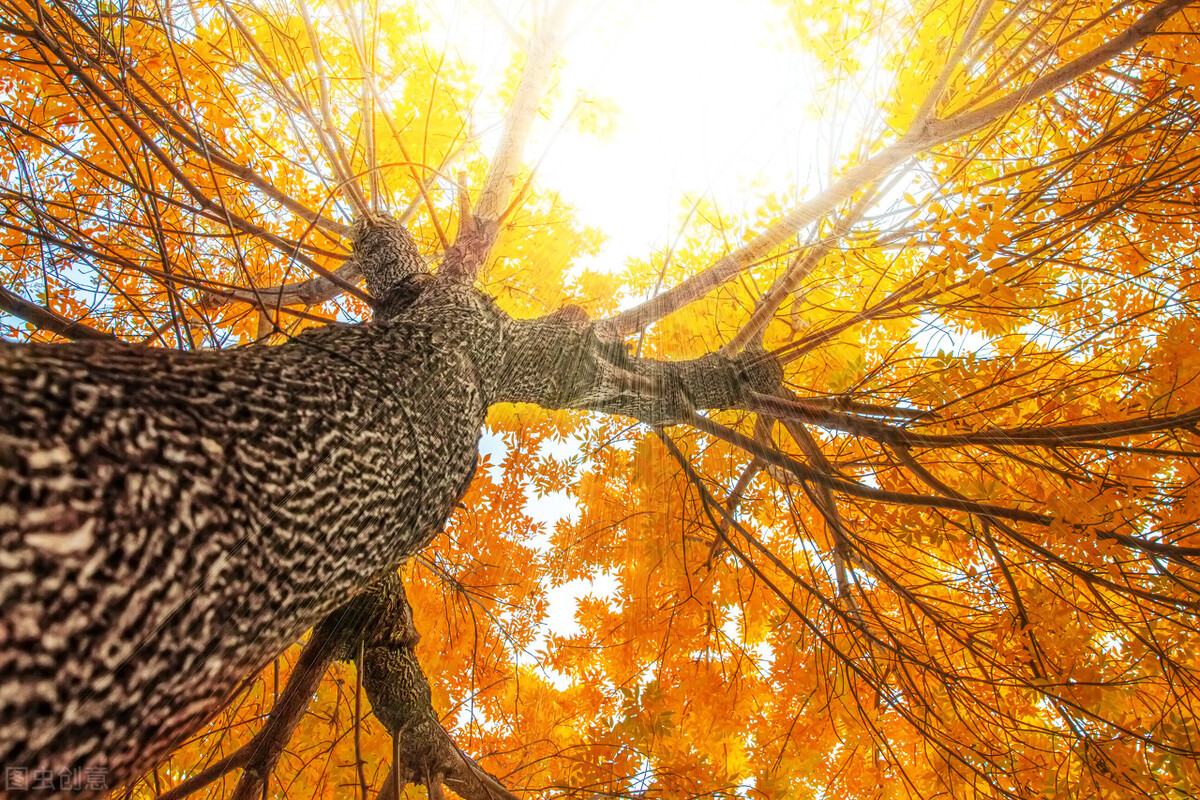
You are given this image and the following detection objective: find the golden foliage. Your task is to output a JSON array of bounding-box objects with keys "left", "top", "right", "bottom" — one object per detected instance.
[{"left": 4, "top": 0, "right": 1200, "bottom": 798}]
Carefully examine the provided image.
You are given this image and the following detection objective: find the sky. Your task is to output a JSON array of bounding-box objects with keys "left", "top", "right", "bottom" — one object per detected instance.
[
  {"left": 413, "top": 0, "right": 832, "bottom": 638},
  {"left": 418, "top": 0, "right": 825, "bottom": 272}
]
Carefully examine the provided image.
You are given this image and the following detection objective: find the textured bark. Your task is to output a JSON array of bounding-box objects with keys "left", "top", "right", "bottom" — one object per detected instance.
[
  {"left": 0, "top": 281, "right": 502, "bottom": 793},
  {"left": 0, "top": 272, "right": 780, "bottom": 797},
  {"left": 328, "top": 574, "right": 517, "bottom": 800},
  {"left": 324, "top": 218, "right": 513, "bottom": 800}
]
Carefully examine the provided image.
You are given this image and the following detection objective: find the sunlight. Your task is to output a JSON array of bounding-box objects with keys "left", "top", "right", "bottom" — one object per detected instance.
[
  {"left": 7, "top": 0, "right": 1198, "bottom": 794},
  {"left": 420, "top": 0, "right": 825, "bottom": 269}
]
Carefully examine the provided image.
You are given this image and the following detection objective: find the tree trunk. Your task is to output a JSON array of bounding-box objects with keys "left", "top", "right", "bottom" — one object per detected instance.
[
  {"left": 0, "top": 277, "right": 780, "bottom": 796},
  {"left": 0, "top": 281, "right": 503, "bottom": 793}
]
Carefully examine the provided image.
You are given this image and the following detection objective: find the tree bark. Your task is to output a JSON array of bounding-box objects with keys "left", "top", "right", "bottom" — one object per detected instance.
[
  {"left": 0, "top": 277, "right": 780, "bottom": 797},
  {"left": 0, "top": 281, "right": 500, "bottom": 794}
]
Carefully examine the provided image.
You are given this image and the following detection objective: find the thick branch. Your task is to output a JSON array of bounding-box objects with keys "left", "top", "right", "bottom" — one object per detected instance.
[
  {"left": 598, "top": 0, "right": 1195, "bottom": 338},
  {"left": 937, "top": 0, "right": 1199, "bottom": 136},
  {"left": 0, "top": 284, "right": 117, "bottom": 342},
  {"left": 474, "top": 1, "right": 569, "bottom": 226},
  {"left": 225, "top": 617, "right": 346, "bottom": 800},
  {"left": 596, "top": 139, "right": 921, "bottom": 339},
  {"left": 336, "top": 574, "right": 519, "bottom": 800},
  {"left": 153, "top": 624, "right": 339, "bottom": 800},
  {"left": 154, "top": 749, "right": 250, "bottom": 800},
  {"left": 438, "top": 3, "right": 570, "bottom": 283},
  {"left": 203, "top": 263, "right": 363, "bottom": 310},
  {"left": 497, "top": 307, "right": 784, "bottom": 425}
]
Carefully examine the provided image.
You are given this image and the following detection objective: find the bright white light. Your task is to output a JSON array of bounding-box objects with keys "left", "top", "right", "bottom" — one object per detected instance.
[
  {"left": 421, "top": 0, "right": 829, "bottom": 640},
  {"left": 419, "top": 0, "right": 822, "bottom": 270}
]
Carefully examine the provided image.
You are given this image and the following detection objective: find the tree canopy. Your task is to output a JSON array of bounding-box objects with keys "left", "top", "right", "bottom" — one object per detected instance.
[{"left": 2, "top": 0, "right": 1200, "bottom": 798}]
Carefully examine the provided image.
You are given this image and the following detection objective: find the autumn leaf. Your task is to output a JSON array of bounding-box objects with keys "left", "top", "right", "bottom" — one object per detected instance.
[{"left": 3, "top": 1, "right": 1200, "bottom": 799}]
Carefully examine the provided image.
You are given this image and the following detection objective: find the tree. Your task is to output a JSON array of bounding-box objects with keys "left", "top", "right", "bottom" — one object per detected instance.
[{"left": 2, "top": 0, "right": 1199, "bottom": 797}]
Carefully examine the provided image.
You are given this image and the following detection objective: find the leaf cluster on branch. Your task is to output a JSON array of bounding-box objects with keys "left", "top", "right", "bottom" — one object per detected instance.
[{"left": 3, "top": 0, "right": 1200, "bottom": 798}]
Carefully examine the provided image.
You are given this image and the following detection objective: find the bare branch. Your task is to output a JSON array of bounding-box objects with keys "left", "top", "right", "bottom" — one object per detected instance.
[
  {"left": 223, "top": 621, "right": 343, "bottom": 800},
  {"left": 744, "top": 389, "right": 1200, "bottom": 449},
  {"left": 597, "top": 139, "right": 921, "bottom": 339},
  {"left": 474, "top": 0, "right": 571, "bottom": 225},
  {"left": 599, "top": 0, "right": 1196, "bottom": 338},
  {"left": 933, "top": 0, "right": 1200, "bottom": 138},
  {"left": 913, "top": 0, "right": 998, "bottom": 125},
  {"left": 0, "top": 284, "right": 117, "bottom": 342},
  {"left": 722, "top": 187, "right": 881, "bottom": 354},
  {"left": 150, "top": 620, "right": 342, "bottom": 800},
  {"left": 297, "top": 0, "right": 369, "bottom": 218}
]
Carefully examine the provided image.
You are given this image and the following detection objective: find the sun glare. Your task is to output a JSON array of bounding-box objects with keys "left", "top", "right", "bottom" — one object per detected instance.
[{"left": 421, "top": 0, "right": 826, "bottom": 270}]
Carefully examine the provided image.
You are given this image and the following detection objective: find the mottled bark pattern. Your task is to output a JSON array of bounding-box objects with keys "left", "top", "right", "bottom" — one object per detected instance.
[
  {"left": 329, "top": 218, "right": 505, "bottom": 797},
  {"left": 351, "top": 214, "right": 431, "bottom": 319},
  {"left": 0, "top": 244, "right": 780, "bottom": 794},
  {"left": 341, "top": 576, "right": 445, "bottom": 761},
  {"left": 0, "top": 283, "right": 505, "bottom": 790},
  {"left": 495, "top": 305, "right": 782, "bottom": 425},
  {"left": 334, "top": 575, "right": 511, "bottom": 799}
]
